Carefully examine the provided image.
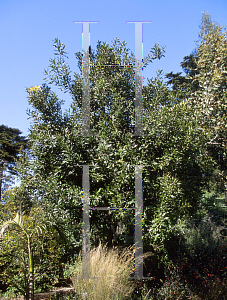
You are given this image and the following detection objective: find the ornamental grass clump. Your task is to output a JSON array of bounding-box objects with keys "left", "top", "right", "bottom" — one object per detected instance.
[{"left": 70, "top": 242, "right": 135, "bottom": 300}]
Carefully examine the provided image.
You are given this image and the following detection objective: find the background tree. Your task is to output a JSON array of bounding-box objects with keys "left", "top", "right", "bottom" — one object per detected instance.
[
  {"left": 0, "top": 125, "right": 28, "bottom": 201},
  {"left": 165, "top": 11, "right": 227, "bottom": 198},
  {"left": 190, "top": 11, "right": 227, "bottom": 195},
  {"left": 165, "top": 51, "right": 199, "bottom": 92}
]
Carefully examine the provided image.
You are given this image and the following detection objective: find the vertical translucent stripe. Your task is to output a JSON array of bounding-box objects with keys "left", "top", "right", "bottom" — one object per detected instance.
[
  {"left": 74, "top": 22, "right": 98, "bottom": 136},
  {"left": 135, "top": 22, "right": 143, "bottom": 136},
  {"left": 127, "top": 21, "right": 150, "bottom": 136},
  {"left": 135, "top": 165, "right": 143, "bottom": 278},
  {"left": 82, "top": 23, "right": 90, "bottom": 136},
  {"left": 82, "top": 165, "right": 90, "bottom": 278}
]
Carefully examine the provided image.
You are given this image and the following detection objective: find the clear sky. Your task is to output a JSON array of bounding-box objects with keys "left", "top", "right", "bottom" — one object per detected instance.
[{"left": 0, "top": 0, "right": 226, "bottom": 137}]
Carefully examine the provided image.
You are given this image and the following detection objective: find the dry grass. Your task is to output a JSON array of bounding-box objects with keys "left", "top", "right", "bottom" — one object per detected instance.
[{"left": 70, "top": 242, "right": 136, "bottom": 300}]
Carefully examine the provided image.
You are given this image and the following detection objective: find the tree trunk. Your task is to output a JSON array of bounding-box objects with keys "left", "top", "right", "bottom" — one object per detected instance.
[
  {"left": 28, "top": 271, "right": 34, "bottom": 300},
  {"left": 24, "top": 270, "right": 29, "bottom": 300},
  {"left": 27, "top": 238, "right": 34, "bottom": 300}
]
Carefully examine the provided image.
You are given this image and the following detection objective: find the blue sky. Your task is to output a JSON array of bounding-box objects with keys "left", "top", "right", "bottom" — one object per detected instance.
[{"left": 0, "top": 0, "right": 226, "bottom": 137}]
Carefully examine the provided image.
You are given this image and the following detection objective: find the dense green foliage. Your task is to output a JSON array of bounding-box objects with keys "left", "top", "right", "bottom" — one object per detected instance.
[
  {"left": 0, "top": 12, "right": 226, "bottom": 299},
  {"left": 0, "top": 125, "right": 28, "bottom": 201}
]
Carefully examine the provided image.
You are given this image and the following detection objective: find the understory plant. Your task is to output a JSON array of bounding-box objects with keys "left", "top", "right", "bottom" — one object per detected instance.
[
  {"left": 151, "top": 201, "right": 227, "bottom": 300},
  {"left": 68, "top": 242, "right": 136, "bottom": 300}
]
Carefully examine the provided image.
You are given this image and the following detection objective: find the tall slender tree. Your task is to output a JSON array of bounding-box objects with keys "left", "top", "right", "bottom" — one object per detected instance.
[{"left": 190, "top": 11, "right": 227, "bottom": 194}]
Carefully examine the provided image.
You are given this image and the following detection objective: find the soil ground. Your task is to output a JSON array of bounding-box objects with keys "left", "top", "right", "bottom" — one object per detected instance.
[{"left": 0, "top": 287, "right": 75, "bottom": 300}]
